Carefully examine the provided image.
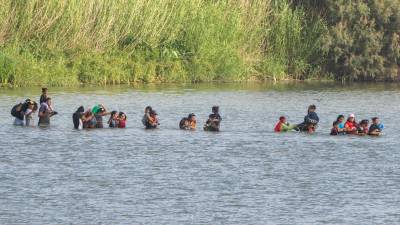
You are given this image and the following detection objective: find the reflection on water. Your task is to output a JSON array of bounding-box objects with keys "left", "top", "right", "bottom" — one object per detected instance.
[{"left": 0, "top": 82, "right": 400, "bottom": 224}]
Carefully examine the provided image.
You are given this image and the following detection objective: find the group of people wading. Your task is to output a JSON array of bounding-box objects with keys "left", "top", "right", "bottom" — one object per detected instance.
[
  {"left": 11, "top": 88, "right": 222, "bottom": 131},
  {"left": 11, "top": 88, "right": 57, "bottom": 127},
  {"left": 274, "top": 105, "right": 383, "bottom": 136},
  {"left": 11, "top": 88, "right": 383, "bottom": 135}
]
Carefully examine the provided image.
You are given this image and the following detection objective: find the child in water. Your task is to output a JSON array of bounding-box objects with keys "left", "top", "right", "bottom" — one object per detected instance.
[
  {"left": 330, "top": 121, "right": 340, "bottom": 135},
  {"left": 145, "top": 110, "right": 159, "bottom": 129},
  {"left": 297, "top": 105, "right": 319, "bottom": 133},
  {"left": 108, "top": 111, "right": 119, "bottom": 128},
  {"left": 204, "top": 106, "right": 222, "bottom": 132},
  {"left": 25, "top": 100, "right": 38, "bottom": 126},
  {"left": 274, "top": 116, "right": 296, "bottom": 132},
  {"left": 118, "top": 112, "right": 127, "bottom": 128},
  {"left": 369, "top": 117, "right": 383, "bottom": 136},
  {"left": 179, "top": 113, "right": 196, "bottom": 130},
  {"left": 357, "top": 119, "right": 369, "bottom": 136}
]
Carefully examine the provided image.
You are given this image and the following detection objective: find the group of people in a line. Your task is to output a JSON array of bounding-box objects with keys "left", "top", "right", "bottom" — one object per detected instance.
[
  {"left": 274, "top": 105, "right": 383, "bottom": 136},
  {"left": 72, "top": 104, "right": 127, "bottom": 129},
  {"left": 11, "top": 88, "right": 383, "bottom": 135},
  {"left": 71, "top": 104, "right": 221, "bottom": 131},
  {"left": 330, "top": 114, "right": 383, "bottom": 136},
  {"left": 11, "top": 88, "right": 57, "bottom": 127}
]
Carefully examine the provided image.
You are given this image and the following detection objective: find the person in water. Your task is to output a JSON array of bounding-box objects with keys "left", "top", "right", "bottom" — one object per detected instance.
[
  {"left": 204, "top": 106, "right": 222, "bottom": 132},
  {"left": 39, "top": 88, "right": 48, "bottom": 105},
  {"left": 39, "top": 87, "right": 55, "bottom": 111},
  {"left": 25, "top": 100, "right": 38, "bottom": 126},
  {"left": 118, "top": 112, "right": 127, "bottom": 128},
  {"left": 330, "top": 121, "right": 341, "bottom": 135},
  {"left": 144, "top": 110, "right": 159, "bottom": 129},
  {"left": 108, "top": 111, "right": 119, "bottom": 128},
  {"left": 369, "top": 117, "right": 382, "bottom": 136},
  {"left": 297, "top": 105, "right": 319, "bottom": 133},
  {"left": 142, "top": 106, "right": 153, "bottom": 126},
  {"left": 11, "top": 99, "right": 30, "bottom": 126},
  {"left": 38, "top": 97, "right": 57, "bottom": 126},
  {"left": 345, "top": 114, "right": 358, "bottom": 134},
  {"left": 82, "top": 110, "right": 96, "bottom": 129},
  {"left": 72, "top": 106, "right": 85, "bottom": 129},
  {"left": 92, "top": 104, "right": 110, "bottom": 128},
  {"left": 335, "top": 115, "right": 346, "bottom": 133},
  {"left": 274, "top": 116, "right": 297, "bottom": 132},
  {"left": 357, "top": 119, "right": 369, "bottom": 136},
  {"left": 179, "top": 113, "right": 197, "bottom": 130}
]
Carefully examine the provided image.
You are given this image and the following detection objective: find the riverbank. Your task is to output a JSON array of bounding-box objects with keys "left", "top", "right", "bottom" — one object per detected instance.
[{"left": 0, "top": 1, "right": 398, "bottom": 87}]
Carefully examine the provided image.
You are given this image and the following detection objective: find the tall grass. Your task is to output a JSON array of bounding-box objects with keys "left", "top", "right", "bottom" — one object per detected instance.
[{"left": 0, "top": 0, "right": 324, "bottom": 86}]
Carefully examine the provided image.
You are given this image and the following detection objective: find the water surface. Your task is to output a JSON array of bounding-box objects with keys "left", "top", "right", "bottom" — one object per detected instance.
[{"left": 0, "top": 82, "right": 399, "bottom": 224}]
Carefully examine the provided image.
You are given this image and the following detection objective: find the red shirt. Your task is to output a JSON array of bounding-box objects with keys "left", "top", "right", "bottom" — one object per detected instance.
[
  {"left": 274, "top": 122, "right": 282, "bottom": 132},
  {"left": 118, "top": 120, "right": 126, "bottom": 128}
]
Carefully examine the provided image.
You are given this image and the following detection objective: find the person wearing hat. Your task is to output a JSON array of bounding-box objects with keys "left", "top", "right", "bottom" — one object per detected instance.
[
  {"left": 274, "top": 116, "right": 296, "bottom": 132},
  {"left": 345, "top": 113, "right": 358, "bottom": 134},
  {"left": 204, "top": 106, "right": 222, "bottom": 132},
  {"left": 179, "top": 113, "right": 197, "bottom": 130}
]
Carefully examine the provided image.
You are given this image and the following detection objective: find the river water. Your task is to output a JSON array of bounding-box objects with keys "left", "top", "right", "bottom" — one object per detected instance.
[{"left": 0, "top": 82, "right": 399, "bottom": 225}]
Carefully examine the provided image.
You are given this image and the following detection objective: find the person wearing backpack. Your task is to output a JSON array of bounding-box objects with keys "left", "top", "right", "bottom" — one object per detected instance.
[{"left": 11, "top": 99, "right": 32, "bottom": 126}]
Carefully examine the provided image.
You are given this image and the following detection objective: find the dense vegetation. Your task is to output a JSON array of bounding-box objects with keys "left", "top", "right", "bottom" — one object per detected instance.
[{"left": 0, "top": 0, "right": 398, "bottom": 86}]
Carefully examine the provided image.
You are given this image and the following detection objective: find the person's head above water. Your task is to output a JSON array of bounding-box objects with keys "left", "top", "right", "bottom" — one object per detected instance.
[
  {"left": 45, "top": 97, "right": 52, "bottom": 105},
  {"left": 42, "top": 87, "right": 48, "bottom": 94},
  {"left": 333, "top": 121, "right": 339, "bottom": 127},
  {"left": 119, "top": 112, "right": 127, "bottom": 120},
  {"left": 150, "top": 110, "right": 157, "bottom": 116},
  {"left": 372, "top": 117, "right": 379, "bottom": 124},
  {"left": 308, "top": 105, "right": 316, "bottom": 112},
  {"left": 212, "top": 106, "right": 219, "bottom": 114},
  {"left": 110, "top": 110, "right": 118, "bottom": 118},
  {"left": 336, "top": 115, "right": 345, "bottom": 123},
  {"left": 359, "top": 119, "right": 369, "bottom": 128},
  {"left": 145, "top": 106, "right": 152, "bottom": 113},
  {"left": 188, "top": 113, "right": 196, "bottom": 121},
  {"left": 279, "top": 116, "right": 286, "bottom": 123},
  {"left": 348, "top": 114, "right": 355, "bottom": 122},
  {"left": 76, "top": 106, "right": 85, "bottom": 113}
]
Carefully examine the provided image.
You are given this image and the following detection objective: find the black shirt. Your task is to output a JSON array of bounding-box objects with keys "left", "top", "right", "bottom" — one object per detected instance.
[{"left": 369, "top": 124, "right": 381, "bottom": 134}]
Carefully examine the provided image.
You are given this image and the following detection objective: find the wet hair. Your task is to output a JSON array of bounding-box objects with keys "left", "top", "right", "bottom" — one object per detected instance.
[
  {"left": 360, "top": 119, "right": 369, "bottom": 126},
  {"left": 110, "top": 111, "right": 118, "bottom": 117},
  {"left": 76, "top": 106, "right": 85, "bottom": 113},
  {"left": 372, "top": 117, "right": 379, "bottom": 122},
  {"left": 333, "top": 121, "right": 339, "bottom": 126},
  {"left": 188, "top": 113, "right": 195, "bottom": 119},
  {"left": 119, "top": 112, "right": 127, "bottom": 119},
  {"left": 42, "top": 87, "right": 48, "bottom": 92},
  {"left": 212, "top": 106, "right": 219, "bottom": 113},
  {"left": 279, "top": 116, "right": 286, "bottom": 121},
  {"left": 145, "top": 106, "right": 152, "bottom": 113},
  {"left": 150, "top": 110, "right": 157, "bottom": 116},
  {"left": 336, "top": 115, "right": 345, "bottom": 121},
  {"left": 308, "top": 105, "right": 316, "bottom": 110}
]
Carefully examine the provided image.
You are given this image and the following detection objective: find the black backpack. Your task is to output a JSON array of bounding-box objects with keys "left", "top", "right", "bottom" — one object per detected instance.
[{"left": 11, "top": 103, "right": 23, "bottom": 118}]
